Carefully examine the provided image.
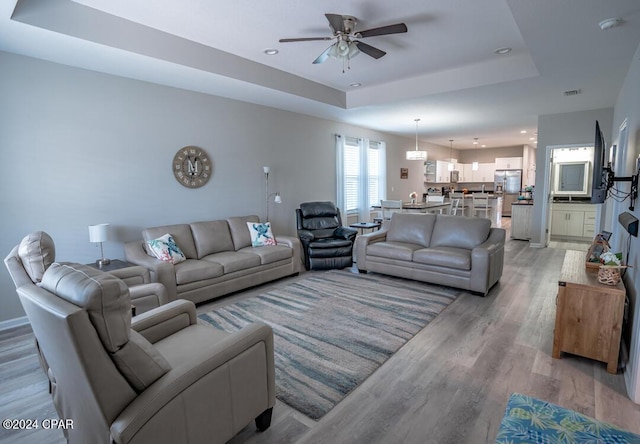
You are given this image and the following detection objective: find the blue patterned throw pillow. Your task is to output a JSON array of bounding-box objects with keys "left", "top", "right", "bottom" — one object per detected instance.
[
  {"left": 246, "top": 222, "right": 277, "bottom": 247},
  {"left": 147, "top": 233, "right": 186, "bottom": 264}
]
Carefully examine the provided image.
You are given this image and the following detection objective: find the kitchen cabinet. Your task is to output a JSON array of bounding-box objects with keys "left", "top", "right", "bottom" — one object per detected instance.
[
  {"left": 472, "top": 163, "right": 495, "bottom": 182},
  {"left": 552, "top": 250, "right": 625, "bottom": 374},
  {"left": 460, "top": 164, "right": 473, "bottom": 182},
  {"left": 435, "top": 160, "right": 451, "bottom": 183},
  {"left": 550, "top": 203, "right": 596, "bottom": 240},
  {"left": 424, "top": 161, "right": 436, "bottom": 183},
  {"left": 511, "top": 203, "right": 533, "bottom": 240},
  {"left": 495, "top": 157, "right": 523, "bottom": 170}
]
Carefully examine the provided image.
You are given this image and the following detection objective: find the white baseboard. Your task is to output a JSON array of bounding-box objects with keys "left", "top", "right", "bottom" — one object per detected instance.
[
  {"left": 529, "top": 242, "right": 545, "bottom": 248},
  {"left": 0, "top": 316, "right": 29, "bottom": 332}
]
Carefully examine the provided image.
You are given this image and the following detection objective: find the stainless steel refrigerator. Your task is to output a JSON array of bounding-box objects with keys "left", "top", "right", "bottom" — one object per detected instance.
[{"left": 494, "top": 170, "right": 522, "bottom": 216}]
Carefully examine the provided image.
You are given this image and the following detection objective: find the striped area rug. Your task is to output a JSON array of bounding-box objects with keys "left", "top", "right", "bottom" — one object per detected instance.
[{"left": 199, "top": 270, "right": 461, "bottom": 420}]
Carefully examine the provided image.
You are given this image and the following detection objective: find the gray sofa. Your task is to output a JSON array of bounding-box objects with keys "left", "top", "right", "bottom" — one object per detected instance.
[
  {"left": 355, "top": 213, "right": 505, "bottom": 295},
  {"left": 124, "top": 215, "right": 300, "bottom": 304}
]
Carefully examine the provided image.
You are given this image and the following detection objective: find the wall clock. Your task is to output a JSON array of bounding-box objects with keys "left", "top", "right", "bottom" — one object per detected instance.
[{"left": 172, "top": 146, "right": 212, "bottom": 188}]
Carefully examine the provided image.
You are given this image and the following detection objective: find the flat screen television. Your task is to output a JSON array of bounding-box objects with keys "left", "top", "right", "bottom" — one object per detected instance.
[{"left": 590, "top": 120, "right": 608, "bottom": 204}]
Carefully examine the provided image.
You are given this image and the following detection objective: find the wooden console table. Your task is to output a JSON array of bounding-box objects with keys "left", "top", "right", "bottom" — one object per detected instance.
[{"left": 552, "top": 250, "right": 626, "bottom": 373}]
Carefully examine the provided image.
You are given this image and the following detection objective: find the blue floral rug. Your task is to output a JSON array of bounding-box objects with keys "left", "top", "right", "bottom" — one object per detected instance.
[{"left": 496, "top": 393, "right": 640, "bottom": 443}]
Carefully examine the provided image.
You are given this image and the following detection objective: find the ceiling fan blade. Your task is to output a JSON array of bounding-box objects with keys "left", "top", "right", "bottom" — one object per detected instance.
[
  {"left": 325, "top": 13, "right": 345, "bottom": 34},
  {"left": 279, "top": 37, "right": 333, "bottom": 43},
  {"left": 313, "top": 44, "right": 335, "bottom": 64},
  {"left": 355, "top": 41, "right": 386, "bottom": 59},
  {"left": 357, "top": 23, "right": 407, "bottom": 38}
]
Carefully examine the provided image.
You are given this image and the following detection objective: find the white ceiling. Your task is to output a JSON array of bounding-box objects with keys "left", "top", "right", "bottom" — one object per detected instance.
[{"left": 2, "top": 0, "right": 640, "bottom": 150}]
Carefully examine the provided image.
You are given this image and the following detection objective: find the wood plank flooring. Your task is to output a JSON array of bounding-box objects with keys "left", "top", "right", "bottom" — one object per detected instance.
[{"left": 1, "top": 220, "right": 639, "bottom": 444}]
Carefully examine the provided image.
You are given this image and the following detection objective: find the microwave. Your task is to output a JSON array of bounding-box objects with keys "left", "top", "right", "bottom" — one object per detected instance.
[{"left": 450, "top": 170, "right": 459, "bottom": 183}]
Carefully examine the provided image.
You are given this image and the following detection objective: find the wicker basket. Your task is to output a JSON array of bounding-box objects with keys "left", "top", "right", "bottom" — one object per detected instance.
[{"left": 598, "top": 266, "right": 621, "bottom": 285}]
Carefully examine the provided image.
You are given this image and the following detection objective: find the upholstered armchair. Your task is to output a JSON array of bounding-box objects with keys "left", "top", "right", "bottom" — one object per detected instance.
[
  {"left": 10, "top": 261, "right": 275, "bottom": 444},
  {"left": 295, "top": 201, "right": 358, "bottom": 270},
  {"left": 4, "top": 231, "right": 168, "bottom": 314}
]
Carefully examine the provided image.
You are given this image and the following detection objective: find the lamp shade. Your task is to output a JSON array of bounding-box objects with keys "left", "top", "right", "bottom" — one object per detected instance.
[
  {"left": 274, "top": 193, "right": 282, "bottom": 204},
  {"left": 406, "top": 150, "right": 428, "bottom": 161},
  {"left": 88, "top": 224, "right": 109, "bottom": 243},
  {"left": 263, "top": 166, "right": 270, "bottom": 174}
]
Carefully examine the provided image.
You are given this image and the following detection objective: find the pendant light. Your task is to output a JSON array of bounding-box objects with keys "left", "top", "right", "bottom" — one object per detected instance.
[
  {"left": 406, "top": 118, "right": 428, "bottom": 160},
  {"left": 448, "top": 139, "right": 454, "bottom": 171},
  {"left": 472, "top": 138, "right": 479, "bottom": 171}
]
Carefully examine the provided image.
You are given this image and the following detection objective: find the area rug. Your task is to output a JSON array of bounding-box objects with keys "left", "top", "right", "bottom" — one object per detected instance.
[
  {"left": 199, "top": 270, "right": 461, "bottom": 420},
  {"left": 495, "top": 393, "right": 640, "bottom": 443}
]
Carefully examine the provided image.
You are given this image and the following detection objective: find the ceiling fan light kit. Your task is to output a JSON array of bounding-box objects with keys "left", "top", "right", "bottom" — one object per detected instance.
[{"left": 279, "top": 13, "right": 407, "bottom": 72}]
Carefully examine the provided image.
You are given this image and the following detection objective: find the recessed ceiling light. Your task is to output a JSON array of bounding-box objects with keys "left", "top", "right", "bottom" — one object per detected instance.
[
  {"left": 520, "top": 130, "right": 527, "bottom": 134},
  {"left": 481, "top": 144, "right": 486, "bottom": 148},
  {"left": 349, "top": 82, "right": 362, "bottom": 88},
  {"left": 529, "top": 137, "right": 536, "bottom": 141},
  {"left": 599, "top": 18, "right": 622, "bottom": 30},
  {"left": 494, "top": 47, "right": 512, "bottom": 55},
  {"left": 263, "top": 49, "right": 279, "bottom": 55}
]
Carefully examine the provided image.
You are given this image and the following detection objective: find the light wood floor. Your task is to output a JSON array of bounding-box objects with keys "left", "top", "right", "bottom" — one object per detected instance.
[{"left": 2, "top": 220, "right": 639, "bottom": 444}]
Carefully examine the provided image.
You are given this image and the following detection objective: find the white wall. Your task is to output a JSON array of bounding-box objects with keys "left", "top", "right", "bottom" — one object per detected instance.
[
  {"left": 531, "top": 108, "right": 614, "bottom": 246},
  {"left": 1, "top": 51, "right": 439, "bottom": 324},
  {"left": 610, "top": 42, "right": 640, "bottom": 404}
]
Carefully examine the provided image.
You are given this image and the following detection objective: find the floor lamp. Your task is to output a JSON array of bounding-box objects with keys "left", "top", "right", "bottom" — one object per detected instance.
[{"left": 263, "top": 166, "right": 282, "bottom": 222}]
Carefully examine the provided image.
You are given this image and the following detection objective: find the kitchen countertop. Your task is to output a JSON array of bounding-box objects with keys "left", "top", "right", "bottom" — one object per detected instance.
[{"left": 512, "top": 200, "right": 534, "bottom": 205}]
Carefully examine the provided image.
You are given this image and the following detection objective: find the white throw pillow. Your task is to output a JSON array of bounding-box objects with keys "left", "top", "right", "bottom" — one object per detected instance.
[
  {"left": 147, "top": 234, "right": 186, "bottom": 264},
  {"left": 246, "top": 222, "right": 277, "bottom": 247}
]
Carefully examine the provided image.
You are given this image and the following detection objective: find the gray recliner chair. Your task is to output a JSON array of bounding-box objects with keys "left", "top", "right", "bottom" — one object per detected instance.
[
  {"left": 5, "top": 231, "right": 169, "bottom": 314},
  {"left": 9, "top": 261, "right": 276, "bottom": 444}
]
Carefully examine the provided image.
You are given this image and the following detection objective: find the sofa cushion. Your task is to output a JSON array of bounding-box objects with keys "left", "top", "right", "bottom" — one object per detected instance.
[
  {"left": 174, "top": 260, "right": 224, "bottom": 285},
  {"left": 227, "top": 215, "right": 260, "bottom": 250},
  {"left": 430, "top": 215, "right": 491, "bottom": 250},
  {"left": 238, "top": 245, "right": 293, "bottom": 265},
  {"left": 111, "top": 330, "right": 171, "bottom": 393},
  {"left": 367, "top": 241, "right": 423, "bottom": 262},
  {"left": 190, "top": 220, "right": 235, "bottom": 258},
  {"left": 413, "top": 247, "right": 472, "bottom": 270},
  {"left": 202, "top": 251, "right": 261, "bottom": 274},
  {"left": 143, "top": 224, "right": 197, "bottom": 260},
  {"left": 18, "top": 231, "right": 56, "bottom": 283},
  {"left": 386, "top": 213, "right": 436, "bottom": 248}
]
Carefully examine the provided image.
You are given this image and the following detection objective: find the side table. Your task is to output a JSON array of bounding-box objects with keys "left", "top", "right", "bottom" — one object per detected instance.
[
  {"left": 552, "top": 250, "right": 626, "bottom": 373},
  {"left": 350, "top": 222, "right": 381, "bottom": 234},
  {"left": 86, "top": 259, "right": 135, "bottom": 272}
]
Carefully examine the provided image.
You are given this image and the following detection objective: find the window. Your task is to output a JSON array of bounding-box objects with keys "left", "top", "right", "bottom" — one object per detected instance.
[{"left": 336, "top": 135, "right": 386, "bottom": 222}]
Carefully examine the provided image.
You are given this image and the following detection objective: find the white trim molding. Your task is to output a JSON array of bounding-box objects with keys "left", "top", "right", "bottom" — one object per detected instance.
[{"left": 0, "top": 316, "right": 29, "bottom": 332}]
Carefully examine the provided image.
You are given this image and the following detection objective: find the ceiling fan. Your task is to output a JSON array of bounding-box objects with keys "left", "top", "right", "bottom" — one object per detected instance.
[{"left": 279, "top": 14, "right": 407, "bottom": 69}]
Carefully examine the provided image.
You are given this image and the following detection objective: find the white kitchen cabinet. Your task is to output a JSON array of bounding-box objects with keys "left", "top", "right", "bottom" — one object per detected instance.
[
  {"left": 550, "top": 204, "right": 596, "bottom": 240},
  {"left": 460, "top": 164, "right": 473, "bottom": 182},
  {"left": 472, "top": 163, "right": 495, "bottom": 182},
  {"left": 435, "top": 160, "right": 451, "bottom": 183},
  {"left": 495, "top": 157, "right": 523, "bottom": 170},
  {"left": 424, "top": 160, "right": 436, "bottom": 183}
]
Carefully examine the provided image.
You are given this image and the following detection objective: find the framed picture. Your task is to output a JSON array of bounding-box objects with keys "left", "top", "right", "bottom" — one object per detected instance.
[{"left": 400, "top": 168, "right": 408, "bottom": 179}]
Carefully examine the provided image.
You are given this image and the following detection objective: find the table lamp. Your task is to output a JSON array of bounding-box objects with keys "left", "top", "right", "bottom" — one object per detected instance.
[{"left": 88, "top": 223, "right": 110, "bottom": 267}]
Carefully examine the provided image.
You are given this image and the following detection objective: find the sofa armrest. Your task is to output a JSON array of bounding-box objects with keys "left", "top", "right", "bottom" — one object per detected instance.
[
  {"left": 124, "top": 240, "right": 178, "bottom": 302},
  {"left": 131, "top": 299, "right": 197, "bottom": 343},
  {"left": 355, "top": 229, "right": 389, "bottom": 272},
  {"left": 297, "top": 229, "right": 314, "bottom": 243},
  {"left": 109, "top": 266, "right": 151, "bottom": 286},
  {"left": 110, "top": 322, "right": 275, "bottom": 444},
  {"left": 275, "top": 235, "right": 302, "bottom": 272},
  {"left": 129, "top": 283, "right": 169, "bottom": 315},
  {"left": 470, "top": 228, "right": 506, "bottom": 295}
]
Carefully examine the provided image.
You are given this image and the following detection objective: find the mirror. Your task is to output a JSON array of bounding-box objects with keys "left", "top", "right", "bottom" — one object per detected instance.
[{"left": 554, "top": 161, "right": 590, "bottom": 196}]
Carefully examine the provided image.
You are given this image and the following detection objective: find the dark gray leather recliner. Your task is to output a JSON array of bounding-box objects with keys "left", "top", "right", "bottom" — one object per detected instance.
[{"left": 295, "top": 201, "right": 358, "bottom": 270}]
